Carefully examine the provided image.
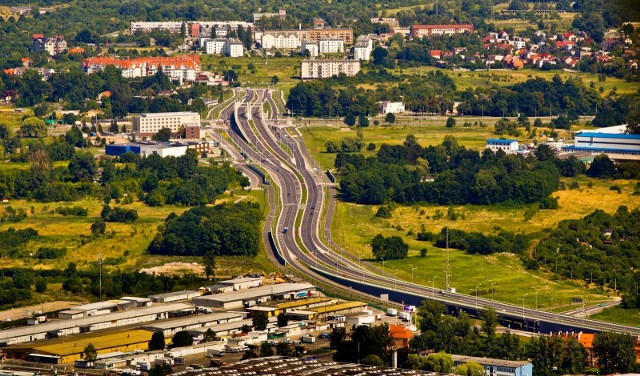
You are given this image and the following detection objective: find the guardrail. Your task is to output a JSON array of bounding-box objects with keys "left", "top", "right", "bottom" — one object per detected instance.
[
  {"left": 325, "top": 169, "right": 335, "bottom": 183},
  {"left": 247, "top": 163, "right": 270, "bottom": 185},
  {"left": 268, "top": 231, "right": 286, "bottom": 266}
]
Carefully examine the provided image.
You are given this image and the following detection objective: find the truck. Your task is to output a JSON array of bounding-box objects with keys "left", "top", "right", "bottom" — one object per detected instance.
[
  {"left": 301, "top": 335, "right": 316, "bottom": 344},
  {"left": 137, "top": 362, "right": 151, "bottom": 372},
  {"left": 398, "top": 311, "right": 411, "bottom": 321},
  {"left": 386, "top": 308, "right": 398, "bottom": 316}
]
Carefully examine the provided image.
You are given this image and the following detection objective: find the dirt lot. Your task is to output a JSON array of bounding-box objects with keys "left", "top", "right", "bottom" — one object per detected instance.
[
  {"left": 0, "top": 301, "right": 78, "bottom": 321},
  {"left": 139, "top": 262, "right": 205, "bottom": 277}
]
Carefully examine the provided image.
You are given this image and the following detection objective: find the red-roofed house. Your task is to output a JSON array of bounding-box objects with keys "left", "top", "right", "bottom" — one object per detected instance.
[
  {"left": 389, "top": 325, "right": 414, "bottom": 348},
  {"left": 430, "top": 50, "right": 442, "bottom": 59}
]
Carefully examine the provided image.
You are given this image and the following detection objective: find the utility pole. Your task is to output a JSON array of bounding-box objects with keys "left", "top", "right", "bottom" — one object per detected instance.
[
  {"left": 488, "top": 280, "right": 496, "bottom": 301},
  {"left": 410, "top": 264, "right": 418, "bottom": 284},
  {"left": 431, "top": 276, "right": 438, "bottom": 299},
  {"left": 445, "top": 228, "right": 450, "bottom": 290},
  {"left": 475, "top": 284, "right": 482, "bottom": 309},
  {"left": 98, "top": 252, "right": 103, "bottom": 302}
]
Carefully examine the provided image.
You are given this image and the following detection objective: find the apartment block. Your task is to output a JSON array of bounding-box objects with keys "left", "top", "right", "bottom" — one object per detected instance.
[
  {"left": 132, "top": 112, "right": 200, "bottom": 136},
  {"left": 411, "top": 24, "right": 474, "bottom": 38},
  {"left": 301, "top": 59, "right": 361, "bottom": 80}
]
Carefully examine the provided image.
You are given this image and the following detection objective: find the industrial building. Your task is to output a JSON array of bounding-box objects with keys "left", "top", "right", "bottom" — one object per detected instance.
[
  {"left": 277, "top": 297, "right": 334, "bottom": 311},
  {"left": 312, "top": 301, "right": 368, "bottom": 319},
  {"left": 141, "top": 312, "right": 245, "bottom": 337},
  {"left": 486, "top": 138, "right": 520, "bottom": 154},
  {"left": 149, "top": 290, "right": 201, "bottom": 303},
  {"left": 105, "top": 142, "right": 191, "bottom": 158},
  {"left": 181, "top": 356, "right": 436, "bottom": 375},
  {"left": 378, "top": 101, "right": 405, "bottom": 114},
  {"left": 4, "top": 329, "right": 155, "bottom": 364},
  {"left": 0, "top": 303, "right": 192, "bottom": 347},
  {"left": 451, "top": 355, "right": 533, "bottom": 376},
  {"left": 561, "top": 125, "right": 640, "bottom": 161},
  {"left": 192, "top": 283, "right": 316, "bottom": 309}
]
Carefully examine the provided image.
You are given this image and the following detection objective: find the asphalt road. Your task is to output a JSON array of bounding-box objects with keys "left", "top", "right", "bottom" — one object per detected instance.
[{"left": 217, "top": 88, "right": 640, "bottom": 337}]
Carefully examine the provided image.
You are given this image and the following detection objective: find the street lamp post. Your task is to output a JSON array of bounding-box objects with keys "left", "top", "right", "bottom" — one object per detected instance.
[
  {"left": 431, "top": 276, "right": 438, "bottom": 299},
  {"left": 475, "top": 284, "right": 482, "bottom": 309},
  {"left": 534, "top": 288, "right": 540, "bottom": 310},
  {"left": 393, "top": 268, "right": 398, "bottom": 290},
  {"left": 488, "top": 280, "right": 496, "bottom": 301},
  {"left": 357, "top": 251, "right": 364, "bottom": 282},
  {"left": 410, "top": 264, "right": 418, "bottom": 284},
  {"left": 521, "top": 293, "right": 529, "bottom": 323}
]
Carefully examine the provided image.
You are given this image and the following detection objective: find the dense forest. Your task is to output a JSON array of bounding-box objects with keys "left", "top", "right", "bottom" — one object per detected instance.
[
  {"left": 531, "top": 206, "right": 640, "bottom": 307},
  {"left": 336, "top": 135, "right": 563, "bottom": 205},
  {"left": 148, "top": 202, "right": 262, "bottom": 257}
]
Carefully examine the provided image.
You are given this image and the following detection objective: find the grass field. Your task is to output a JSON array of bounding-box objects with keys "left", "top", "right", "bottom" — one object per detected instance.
[
  {"left": 591, "top": 306, "right": 640, "bottom": 327},
  {"left": 200, "top": 55, "right": 301, "bottom": 96},
  {"left": 300, "top": 124, "right": 496, "bottom": 169},
  {"left": 0, "top": 181, "right": 276, "bottom": 277}
]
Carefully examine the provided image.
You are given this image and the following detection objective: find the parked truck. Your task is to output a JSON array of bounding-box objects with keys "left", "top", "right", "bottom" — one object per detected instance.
[
  {"left": 386, "top": 308, "right": 398, "bottom": 316},
  {"left": 301, "top": 335, "right": 316, "bottom": 344}
]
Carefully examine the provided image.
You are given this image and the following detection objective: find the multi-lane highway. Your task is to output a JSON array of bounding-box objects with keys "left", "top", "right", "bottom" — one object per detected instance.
[{"left": 217, "top": 88, "right": 640, "bottom": 337}]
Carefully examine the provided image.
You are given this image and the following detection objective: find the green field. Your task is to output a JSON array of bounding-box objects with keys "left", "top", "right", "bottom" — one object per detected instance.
[
  {"left": 200, "top": 55, "right": 301, "bottom": 96},
  {"left": 591, "top": 306, "right": 640, "bottom": 326}
]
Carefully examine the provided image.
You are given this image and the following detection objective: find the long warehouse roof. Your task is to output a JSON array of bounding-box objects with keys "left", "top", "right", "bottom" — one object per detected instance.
[
  {"left": 0, "top": 303, "right": 192, "bottom": 340},
  {"left": 194, "top": 283, "right": 314, "bottom": 303},
  {"left": 142, "top": 312, "right": 244, "bottom": 330}
]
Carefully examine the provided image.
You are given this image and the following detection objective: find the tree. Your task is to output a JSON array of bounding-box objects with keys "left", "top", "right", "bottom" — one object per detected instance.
[
  {"left": 68, "top": 151, "right": 97, "bottom": 182},
  {"left": 275, "top": 342, "right": 295, "bottom": 356},
  {"left": 385, "top": 112, "right": 396, "bottom": 125},
  {"left": 277, "top": 312, "right": 289, "bottom": 327},
  {"left": 20, "top": 117, "right": 47, "bottom": 138},
  {"left": 592, "top": 332, "right": 636, "bottom": 374},
  {"left": 203, "top": 328, "right": 217, "bottom": 342},
  {"left": 260, "top": 341, "right": 274, "bottom": 357},
  {"left": 344, "top": 113, "right": 356, "bottom": 126},
  {"left": 171, "top": 331, "right": 194, "bottom": 347},
  {"left": 83, "top": 343, "right": 98, "bottom": 362},
  {"left": 153, "top": 127, "right": 172, "bottom": 142},
  {"left": 362, "top": 354, "right": 384, "bottom": 366},
  {"left": 148, "top": 365, "right": 172, "bottom": 376},
  {"left": 372, "top": 46, "right": 389, "bottom": 65},
  {"left": 425, "top": 352, "right": 453, "bottom": 373},
  {"left": 252, "top": 311, "right": 268, "bottom": 330},
  {"left": 91, "top": 221, "right": 106, "bottom": 236},
  {"left": 455, "top": 362, "right": 484, "bottom": 376},
  {"left": 359, "top": 115, "right": 369, "bottom": 127},
  {"left": 271, "top": 75, "right": 280, "bottom": 85},
  {"left": 371, "top": 234, "right": 409, "bottom": 260},
  {"left": 586, "top": 154, "right": 616, "bottom": 178},
  {"left": 480, "top": 308, "right": 498, "bottom": 339},
  {"left": 203, "top": 251, "right": 215, "bottom": 280},
  {"left": 148, "top": 331, "right": 166, "bottom": 350},
  {"left": 35, "top": 278, "right": 47, "bottom": 293},
  {"left": 66, "top": 125, "right": 85, "bottom": 147},
  {"left": 446, "top": 116, "right": 456, "bottom": 128}
]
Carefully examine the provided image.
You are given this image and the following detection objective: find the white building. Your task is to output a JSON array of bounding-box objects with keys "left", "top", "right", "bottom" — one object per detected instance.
[
  {"left": 261, "top": 31, "right": 301, "bottom": 49},
  {"left": 132, "top": 112, "right": 200, "bottom": 135},
  {"left": 219, "top": 277, "right": 263, "bottom": 291},
  {"left": 301, "top": 59, "right": 361, "bottom": 79},
  {"left": 224, "top": 39, "right": 244, "bottom": 57},
  {"left": 82, "top": 56, "right": 201, "bottom": 83},
  {"left": 353, "top": 35, "right": 373, "bottom": 61},
  {"left": 378, "top": 101, "right": 405, "bottom": 114},
  {"left": 196, "top": 21, "right": 254, "bottom": 38},
  {"left": 192, "top": 283, "right": 316, "bottom": 309},
  {"left": 148, "top": 290, "right": 200, "bottom": 303},
  {"left": 452, "top": 355, "right": 532, "bottom": 376},
  {"left": 319, "top": 38, "right": 345, "bottom": 54},
  {"left": 301, "top": 40, "right": 319, "bottom": 57},
  {"left": 205, "top": 39, "right": 226, "bottom": 54},
  {"left": 131, "top": 21, "right": 184, "bottom": 34},
  {"left": 561, "top": 125, "right": 640, "bottom": 161},
  {"left": 486, "top": 139, "right": 519, "bottom": 153}
]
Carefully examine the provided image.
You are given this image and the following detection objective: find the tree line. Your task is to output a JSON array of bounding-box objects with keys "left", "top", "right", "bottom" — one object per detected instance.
[{"left": 336, "top": 135, "right": 562, "bottom": 206}]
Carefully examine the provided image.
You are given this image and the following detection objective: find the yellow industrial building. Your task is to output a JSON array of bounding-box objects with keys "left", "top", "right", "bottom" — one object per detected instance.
[{"left": 4, "top": 329, "right": 155, "bottom": 364}]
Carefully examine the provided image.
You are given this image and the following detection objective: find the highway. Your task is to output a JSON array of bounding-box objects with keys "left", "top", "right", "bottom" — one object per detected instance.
[{"left": 217, "top": 88, "right": 640, "bottom": 337}]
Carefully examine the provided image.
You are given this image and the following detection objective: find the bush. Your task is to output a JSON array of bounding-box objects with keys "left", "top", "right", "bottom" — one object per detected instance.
[
  {"left": 376, "top": 206, "right": 392, "bottom": 218},
  {"left": 101, "top": 205, "right": 138, "bottom": 223},
  {"left": 539, "top": 196, "right": 559, "bottom": 209},
  {"left": 35, "top": 247, "right": 67, "bottom": 259}
]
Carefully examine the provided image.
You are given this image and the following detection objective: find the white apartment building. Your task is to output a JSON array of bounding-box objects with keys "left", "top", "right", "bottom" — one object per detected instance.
[
  {"left": 132, "top": 112, "right": 200, "bottom": 135},
  {"left": 82, "top": 56, "right": 201, "bottom": 83},
  {"left": 197, "top": 21, "right": 254, "bottom": 38},
  {"left": 261, "top": 31, "right": 301, "bottom": 49},
  {"left": 224, "top": 39, "right": 244, "bottom": 57},
  {"left": 131, "top": 22, "right": 184, "bottom": 34},
  {"left": 319, "top": 38, "right": 345, "bottom": 54},
  {"left": 205, "top": 39, "right": 226, "bottom": 54},
  {"left": 301, "top": 60, "right": 361, "bottom": 79},
  {"left": 301, "top": 40, "right": 319, "bottom": 57},
  {"left": 486, "top": 139, "right": 519, "bottom": 153},
  {"left": 353, "top": 35, "right": 373, "bottom": 60}
]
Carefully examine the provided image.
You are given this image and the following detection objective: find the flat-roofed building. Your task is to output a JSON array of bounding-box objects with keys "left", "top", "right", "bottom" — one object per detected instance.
[
  {"left": 486, "top": 138, "right": 519, "bottom": 154},
  {"left": 561, "top": 126, "right": 640, "bottom": 161},
  {"left": 219, "top": 277, "right": 263, "bottom": 291},
  {"left": 261, "top": 28, "right": 353, "bottom": 49},
  {"left": 301, "top": 40, "right": 319, "bottom": 57},
  {"left": 451, "top": 354, "right": 533, "bottom": 376},
  {"left": 132, "top": 111, "right": 200, "bottom": 135},
  {"left": 319, "top": 38, "right": 344, "bottom": 54},
  {"left": 378, "top": 101, "right": 405, "bottom": 114},
  {"left": 301, "top": 59, "right": 361, "bottom": 79},
  {"left": 149, "top": 290, "right": 200, "bottom": 303},
  {"left": 370, "top": 17, "right": 400, "bottom": 30},
  {"left": 353, "top": 35, "right": 373, "bottom": 61},
  {"left": 312, "top": 301, "right": 368, "bottom": 319},
  {"left": 253, "top": 9, "right": 286, "bottom": 22},
  {"left": 142, "top": 312, "right": 244, "bottom": 336},
  {"left": 411, "top": 24, "right": 474, "bottom": 38},
  {"left": 192, "top": 283, "right": 316, "bottom": 309}
]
